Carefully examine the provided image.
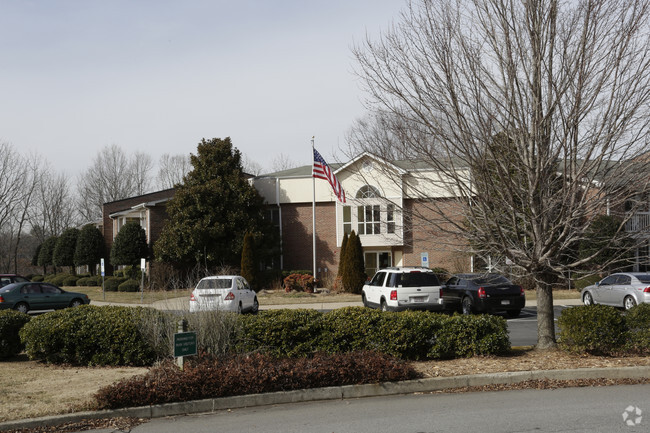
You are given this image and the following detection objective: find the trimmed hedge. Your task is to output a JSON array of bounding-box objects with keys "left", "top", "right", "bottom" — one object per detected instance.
[
  {"left": 0, "top": 310, "right": 31, "bottom": 359},
  {"left": 19, "top": 306, "right": 164, "bottom": 366},
  {"left": 625, "top": 303, "right": 650, "bottom": 354},
  {"left": 558, "top": 305, "right": 627, "bottom": 355},
  {"left": 62, "top": 275, "right": 79, "bottom": 287},
  {"left": 94, "top": 351, "right": 419, "bottom": 410},
  {"left": 237, "top": 307, "right": 510, "bottom": 360},
  {"left": 104, "top": 276, "right": 127, "bottom": 292},
  {"left": 118, "top": 279, "right": 141, "bottom": 292}
]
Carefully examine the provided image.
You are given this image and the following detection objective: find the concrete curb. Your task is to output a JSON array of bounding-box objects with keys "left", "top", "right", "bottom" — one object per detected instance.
[{"left": 2, "top": 366, "right": 648, "bottom": 431}]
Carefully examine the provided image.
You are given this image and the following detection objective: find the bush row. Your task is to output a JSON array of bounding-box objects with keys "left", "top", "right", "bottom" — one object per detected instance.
[
  {"left": 558, "top": 303, "right": 650, "bottom": 355},
  {"left": 236, "top": 307, "right": 511, "bottom": 360},
  {"left": 94, "top": 351, "right": 418, "bottom": 410},
  {"left": 0, "top": 310, "right": 31, "bottom": 359}
]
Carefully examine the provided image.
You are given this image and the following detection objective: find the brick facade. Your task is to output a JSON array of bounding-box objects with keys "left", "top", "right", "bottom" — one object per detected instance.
[
  {"left": 280, "top": 202, "right": 340, "bottom": 282},
  {"left": 102, "top": 188, "right": 175, "bottom": 275}
]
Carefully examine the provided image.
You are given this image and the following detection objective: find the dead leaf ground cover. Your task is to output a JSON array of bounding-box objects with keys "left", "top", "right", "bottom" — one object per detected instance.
[{"left": 1, "top": 348, "right": 647, "bottom": 424}]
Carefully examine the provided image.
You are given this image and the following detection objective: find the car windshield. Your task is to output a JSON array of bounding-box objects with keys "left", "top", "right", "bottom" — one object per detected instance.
[
  {"left": 468, "top": 275, "right": 511, "bottom": 285},
  {"left": 196, "top": 278, "right": 232, "bottom": 289},
  {"left": 395, "top": 272, "right": 440, "bottom": 287},
  {"left": 635, "top": 275, "right": 650, "bottom": 283}
]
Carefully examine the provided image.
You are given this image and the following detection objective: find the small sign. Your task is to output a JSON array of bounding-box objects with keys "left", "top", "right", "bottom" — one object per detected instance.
[
  {"left": 420, "top": 252, "right": 429, "bottom": 268},
  {"left": 100, "top": 258, "right": 105, "bottom": 277},
  {"left": 174, "top": 332, "right": 197, "bottom": 357},
  {"left": 140, "top": 258, "right": 146, "bottom": 271}
]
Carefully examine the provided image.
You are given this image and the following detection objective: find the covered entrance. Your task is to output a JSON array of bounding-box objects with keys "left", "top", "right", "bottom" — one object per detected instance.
[{"left": 364, "top": 251, "right": 392, "bottom": 279}]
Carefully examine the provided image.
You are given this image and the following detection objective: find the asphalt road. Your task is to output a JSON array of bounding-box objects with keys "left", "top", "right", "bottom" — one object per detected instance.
[
  {"left": 505, "top": 305, "right": 569, "bottom": 347},
  {"left": 120, "top": 384, "right": 650, "bottom": 433}
]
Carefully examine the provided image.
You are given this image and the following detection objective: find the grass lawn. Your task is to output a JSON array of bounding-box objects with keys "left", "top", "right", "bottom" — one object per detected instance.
[{"left": 69, "top": 285, "right": 579, "bottom": 306}]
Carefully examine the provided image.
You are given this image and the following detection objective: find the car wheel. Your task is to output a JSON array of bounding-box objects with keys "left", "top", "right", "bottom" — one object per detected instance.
[
  {"left": 251, "top": 297, "right": 259, "bottom": 314},
  {"left": 15, "top": 302, "right": 29, "bottom": 314},
  {"left": 461, "top": 297, "right": 473, "bottom": 315},
  {"left": 237, "top": 302, "right": 243, "bottom": 314},
  {"left": 380, "top": 299, "right": 388, "bottom": 312},
  {"left": 70, "top": 299, "right": 83, "bottom": 308},
  {"left": 624, "top": 296, "right": 637, "bottom": 310},
  {"left": 506, "top": 309, "right": 521, "bottom": 318},
  {"left": 583, "top": 292, "right": 594, "bottom": 306}
]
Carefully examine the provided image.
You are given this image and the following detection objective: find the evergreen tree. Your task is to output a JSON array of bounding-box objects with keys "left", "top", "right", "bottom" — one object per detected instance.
[
  {"left": 341, "top": 231, "right": 366, "bottom": 294},
  {"left": 110, "top": 222, "right": 148, "bottom": 269},
  {"left": 240, "top": 232, "right": 257, "bottom": 290},
  {"left": 74, "top": 224, "right": 105, "bottom": 275},
  {"left": 154, "top": 137, "right": 269, "bottom": 268},
  {"left": 37, "top": 236, "right": 58, "bottom": 275},
  {"left": 53, "top": 228, "right": 80, "bottom": 274}
]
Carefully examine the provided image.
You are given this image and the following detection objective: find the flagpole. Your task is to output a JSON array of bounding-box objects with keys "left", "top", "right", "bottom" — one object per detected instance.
[{"left": 311, "top": 137, "right": 317, "bottom": 283}]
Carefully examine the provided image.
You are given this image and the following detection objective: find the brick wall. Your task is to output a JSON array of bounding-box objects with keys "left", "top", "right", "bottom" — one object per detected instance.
[
  {"left": 402, "top": 198, "right": 470, "bottom": 273},
  {"left": 280, "top": 202, "right": 340, "bottom": 280}
]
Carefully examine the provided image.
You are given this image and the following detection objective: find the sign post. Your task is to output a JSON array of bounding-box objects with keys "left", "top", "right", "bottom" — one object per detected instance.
[
  {"left": 100, "top": 258, "right": 105, "bottom": 300},
  {"left": 174, "top": 320, "right": 196, "bottom": 370},
  {"left": 140, "top": 258, "right": 146, "bottom": 303},
  {"left": 420, "top": 252, "right": 429, "bottom": 268}
]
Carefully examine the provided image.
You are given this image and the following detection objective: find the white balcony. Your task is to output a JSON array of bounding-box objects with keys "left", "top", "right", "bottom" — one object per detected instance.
[{"left": 625, "top": 212, "right": 650, "bottom": 233}]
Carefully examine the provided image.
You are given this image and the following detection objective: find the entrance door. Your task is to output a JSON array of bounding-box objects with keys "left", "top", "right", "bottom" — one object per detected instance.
[{"left": 364, "top": 252, "right": 392, "bottom": 278}]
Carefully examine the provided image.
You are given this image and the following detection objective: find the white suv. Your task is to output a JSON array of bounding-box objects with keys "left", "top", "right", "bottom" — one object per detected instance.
[{"left": 361, "top": 267, "right": 444, "bottom": 312}]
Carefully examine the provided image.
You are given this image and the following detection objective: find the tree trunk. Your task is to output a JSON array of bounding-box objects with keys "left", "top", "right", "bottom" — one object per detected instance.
[{"left": 535, "top": 283, "right": 557, "bottom": 349}]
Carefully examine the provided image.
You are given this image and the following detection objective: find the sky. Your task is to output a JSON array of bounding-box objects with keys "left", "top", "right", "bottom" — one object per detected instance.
[{"left": 0, "top": 0, "right": 403, "bottom": 177}]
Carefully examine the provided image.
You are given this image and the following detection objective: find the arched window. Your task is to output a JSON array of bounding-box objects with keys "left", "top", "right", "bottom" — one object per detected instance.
[
  {"left": 356, "top": 185, "right": 381, "bottom": 234},
  {"left": 356, "top": 185, "right": 381, "bottom": 198}
]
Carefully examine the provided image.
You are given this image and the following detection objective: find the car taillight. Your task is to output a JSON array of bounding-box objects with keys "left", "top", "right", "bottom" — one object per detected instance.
[
  {"left": 478, "top": 287, "right": 486, "bottom": 299},
  {"left": 519, "top": 286, "right": 525, "bottom": 296},
  {"left": 439, "top": 287, "right": 444, "bottom": 297},
  {"left": 190, "top": 293, "right": 196, "bottom": 302},
  {"left": 0, "top": 295, "right": 4, "bottom": 303},
  {"left": 644, "top": 287, "right": 650, "bottom": 293},
  {"left": 390, "top": 290, "right": 397, "bottom": 301},
  {"left": 225, "top": 292, "right": 235, "bottom": 300}
]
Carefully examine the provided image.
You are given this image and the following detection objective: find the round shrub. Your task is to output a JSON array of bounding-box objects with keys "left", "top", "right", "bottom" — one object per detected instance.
[
  {"left": 558, "top": 305, "right": 626, "bottom": 355},
  {"left": 47, "top": 274, "right": 69, "bottom": 286},
  {"left": 62, "top": 275, "right": 79, "bottom": 287},
  {"left": 19, "top": 305, "right": 164, "bottom": 366},
  {"left": 625, "top": 303, "right": 650, "bottom": 354},
  {"left": 0, "top": 310, "right": 31, "bottom": 359},
  {"left": 104, "top": 276, "right": 127, "bottom": 292},
  {"left": 118, "top": 279, "right": 141, "bottom": 292},
  {"left": 237, "top": 309, "right": 324, "bottom": 357}
]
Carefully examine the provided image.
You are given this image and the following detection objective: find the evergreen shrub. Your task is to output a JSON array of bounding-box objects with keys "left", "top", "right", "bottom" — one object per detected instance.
[
  {"left": 19, "top": 306, "right": 162, "bottom": 366},
  {"left": 0, "top": 310, "right": 31, "bottom": 359},
  {"left": 625, "top": 303, "right": 650, "bottom": 354},
  {"left": 105, "top": 277, "right": 127, "bottom": 292},
  {"left": 558, "top": 305, "right": 626, "bottom": 355},
  {"left": 62, "top": 275, "right": 79, "bottom": 287},
  {"left": 118, "top": 279, "right": 141, "bottom": 292}
]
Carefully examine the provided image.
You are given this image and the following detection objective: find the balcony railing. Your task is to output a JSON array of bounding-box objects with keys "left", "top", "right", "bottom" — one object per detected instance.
[{"left": 625, "top": 212, "right": 650, "bottom": 233}]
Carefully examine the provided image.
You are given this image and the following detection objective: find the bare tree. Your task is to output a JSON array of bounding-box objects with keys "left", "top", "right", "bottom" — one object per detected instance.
[
  {"left": 30, "top": 168, "right": 78, "bottom": 242},
  {"left": 156, "top": 153, "right": 191, "bottom": 189},
  {"left": 0, "top": 144, "right": 43, "bottom": 273},
  {"left": 77, "top": 144, "right": 154, "bottom": 221},
  {"left": 352, "top": 0, "right": 650, "bottom": 349},
  {"left": 270, "top": 152, "right": 299, "bottom": 173},
  {"left": 132, "top": 152, "right": 154, "bottom": 196},
  {"left": 242, "top": 153, "right": 264, "bottom": 176}
]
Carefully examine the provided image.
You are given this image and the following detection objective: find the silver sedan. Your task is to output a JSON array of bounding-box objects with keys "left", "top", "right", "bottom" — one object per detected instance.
[{"left": 581, "top": 272, "right": 650, "bottom": 310}]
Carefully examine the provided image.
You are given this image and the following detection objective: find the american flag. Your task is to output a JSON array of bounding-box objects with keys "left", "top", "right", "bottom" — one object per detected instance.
[{"left": 313, "top": 148, "right": 346, "bottom": 203}]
